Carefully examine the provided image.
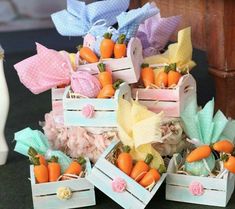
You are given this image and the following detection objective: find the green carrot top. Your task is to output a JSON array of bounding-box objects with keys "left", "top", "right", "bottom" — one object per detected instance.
[
  {"left": 144, "top": 154, "right": 153, "bottom": 165},
  {"left": 141, "top": 63, "right": 150, "bottom": 68},
  {"left": 97, "top": 63, "right": 106, "bottom": 73},
  {"left": 113, "top": 79, "right": 124, "bottom": 90},
  {"left": 103, "top": 33, "right": 112, "bottom": 39},
  {"left": 117, "top": 34, "right": 126, "bottom": 44},
  {"left": 76, "top": 156, "right": 86, "bottom": 165}
]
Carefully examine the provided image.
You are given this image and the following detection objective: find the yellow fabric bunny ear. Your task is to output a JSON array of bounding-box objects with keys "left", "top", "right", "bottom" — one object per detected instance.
[
  {"left": 144, "top": 27, "right": 196, "bottom": 71},
  {"left": 117, "top": 98, "right": 164, "bottom": 169}
]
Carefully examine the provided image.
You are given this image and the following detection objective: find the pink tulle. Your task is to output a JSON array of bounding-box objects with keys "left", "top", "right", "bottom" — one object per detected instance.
[{"left": 42, "top": 111, "right": 114, "bottom": 162}]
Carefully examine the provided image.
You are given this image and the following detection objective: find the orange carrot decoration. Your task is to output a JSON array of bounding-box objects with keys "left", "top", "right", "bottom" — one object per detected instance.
[
  {"left": 130, "top": 154, "right": 153, "bottom": 182},
  {"left": 64, "top": 157, "right": 86, "bottom": 176},
  {"left": 155, "top": 71, "right": 168, "bottom": 88},
  {"left": 223, "top": 155, "right": 235, "bottom": 174},
  {"left": 186, "top": 145, "right": 211, "bottom": 163},
  {"left": 114, "top": 34, "right": 127, "bottom": 59},
  {"left": 139, "top": 168, "right": 160, "bottom": 187},
  {"left": 100, "top": 33, "right": 115, "bottom": 58},
  {"left": 97, "top": 79, "right": 123, "bottom": 99},
  {"left": 213, "top": 140, "right": 234, "bottom": 154},
  {"left": 141, "top": 63, "right": 155, "bottom": 88},
  {"left": 97, "top": 63, "right": 112, "bottom": 87},
  {"left": 78, "top": 45, "right": 99, "bottom": 63},
  {"left": 48, "top": 156, "right": 61, "bottom": 182},
  {"left": 32, "top": 157, "right": 49, "bottom": 183},
  {"left": 166, "top": 63, "right": 182, "bottom": 87},
  {"left": 117, "top": 145, "right": 133, "bottom": 176},
  {"left": 28, "top": 147, "right": 47, "bottom": 166}
]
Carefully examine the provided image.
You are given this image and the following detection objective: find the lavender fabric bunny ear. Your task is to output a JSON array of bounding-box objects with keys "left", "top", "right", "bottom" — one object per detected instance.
[{"left": 137, "top": 13, "right": 182, "bottom": 57}]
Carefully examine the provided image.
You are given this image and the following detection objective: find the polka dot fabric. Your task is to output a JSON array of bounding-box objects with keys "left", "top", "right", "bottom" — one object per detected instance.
[{"left": 14, "top": 43, "right": 71, "bottom": 94}]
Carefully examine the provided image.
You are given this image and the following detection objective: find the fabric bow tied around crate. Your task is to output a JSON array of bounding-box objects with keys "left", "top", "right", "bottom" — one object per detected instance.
[
  {"left": 181, "top": 97, "right": 235, "bottom": 145},
  {"left": 144, "top": 27, "right": 196, "bottom": 71},
  {"left": 136, "top": 13, "right": 182, "bottom": 57},
  {"left": 14, "top": 43, "right": 99, "bottom": 95},
  {"left": 14, "top": 127, "right": 72, "bottom": 172},
  {"left": 117, "top": 98, "right": 165, "bottom": 169},
  {"left": 51, "top": 0, "right": 130, "bottom": 37},
  {"left": 14, "top": 43, "right": 72, "bottom": 94}
]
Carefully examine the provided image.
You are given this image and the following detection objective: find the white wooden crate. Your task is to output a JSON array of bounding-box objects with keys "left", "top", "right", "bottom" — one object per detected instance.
[
  {"left": 63, "top": 82, "right": 131, "bottom": 127},
  {"left": 51, "top": 87, "right": 66, "bottom": 124},
  {"left": 131, "top": 74, "right": 197, "bottom": 117},
  {"left": 78, "top": 37, "right": 143, "bottom": 84},
  {"left": 166, "top": 154, "right": 235, "bottom": 207},
  {"left": 30, "top": 158, "right": 95, "bottom": 209},
  {"left": 86, "top": 140, "right": 167, "bottom": 209}
]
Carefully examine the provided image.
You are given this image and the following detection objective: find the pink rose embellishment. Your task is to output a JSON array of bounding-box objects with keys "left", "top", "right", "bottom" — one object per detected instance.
[
  {"left": 189, "top": 181, "right": 204, "bottom": 196},
  {"left": 82, "top": 104, "right": 95, "bottom": 118},
  {"left": 111, "top": 177, "right": 127, "bottom": 193}
]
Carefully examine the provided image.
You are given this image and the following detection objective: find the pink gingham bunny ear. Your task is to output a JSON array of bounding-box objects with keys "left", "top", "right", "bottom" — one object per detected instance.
[{"left": 14, "top": 43, "right": 71, "bottom": 94}]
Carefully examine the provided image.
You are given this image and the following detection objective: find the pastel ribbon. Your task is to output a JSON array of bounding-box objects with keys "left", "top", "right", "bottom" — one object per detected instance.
[
  {"left": 14, "top": 127, "right": 72, "bottom": 172},
  {"left": 51, "top": 0, "right": 130, "bottom": 37}
]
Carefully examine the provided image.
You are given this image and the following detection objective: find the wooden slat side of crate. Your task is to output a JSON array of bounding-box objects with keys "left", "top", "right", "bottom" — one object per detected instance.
[
  {"left": 131, "top": 74, "right": 197, "bottom": 117},
  {"left": 51, "top": 87, "right": 66, "bottom": 124},
  {"left": 165, "top": 154, "right": 235, "bottom": 207},
  {"left": 30, "top": 158, "right": 95, "bottom": 209},
  {"left": 86, "top": 140, "right": 167, "bottom": 209},
  {"left": 63, "top": 82, "right": 131, "bottom": 127},
  {"left": 77, "top": 37, "right": 143, "bottom": 84}
]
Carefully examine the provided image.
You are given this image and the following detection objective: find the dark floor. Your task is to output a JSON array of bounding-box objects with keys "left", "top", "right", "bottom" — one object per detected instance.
[{"left": 1, "top": 29, "right": 232, "bottom": 209}]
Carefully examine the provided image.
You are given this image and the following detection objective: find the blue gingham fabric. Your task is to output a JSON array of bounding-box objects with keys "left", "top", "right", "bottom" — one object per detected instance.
[
  {"left": 117, "top": 3, "right": 159, "bottom": 40},
  {"left": 92, "top": 3, "right": 159, "bottom": 55},
  {"left": 51, "top": 0, "right": 130, "bottom": 36}
]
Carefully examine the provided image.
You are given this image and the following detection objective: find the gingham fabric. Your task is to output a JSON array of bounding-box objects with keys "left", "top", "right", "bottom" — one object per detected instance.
[
  {"left": 14, "top": 43, "right": 71, "bottom": 94},
  {"left": 51, "top": 0, "right": 130, "bottom": 37},
  {"left": 117, "top": 3, "right": 159, "bottom": 41},
  {"left": 137, "top": 13, "right": 182, "bottom": 57}
]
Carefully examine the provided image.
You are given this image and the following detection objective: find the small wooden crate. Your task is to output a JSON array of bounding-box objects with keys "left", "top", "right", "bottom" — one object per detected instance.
[
  {"left": 30, "top": 158, "right": 95, "bottom": 209},
  {"left": 131, "top": 74, "right": 197, "bottom": 117},
  {"left": 78, "top": 37, "right": 143, "bottom": 84},
  {"left": 51, "top": 87, "right": 66, "bottom": 124},
  {"left": 86, "top": 140, "right": 167, "bottom": 209},
  {"left": 166, "top": 154, "right": 235, "bottom": 207},
  {"left": 63, "top": 82, "right": 131, "bottom": 127}
]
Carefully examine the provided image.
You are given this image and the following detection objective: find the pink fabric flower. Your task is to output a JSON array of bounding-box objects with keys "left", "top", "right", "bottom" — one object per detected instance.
[
  {"left": 189, "top": 181, "right": 204, "bottom": 196},
  {"left": 111, "top": 177, "right": 127, "bottom": 193},
  {"left": 82, "top": 104, "right": 95, "bottom": 118}
]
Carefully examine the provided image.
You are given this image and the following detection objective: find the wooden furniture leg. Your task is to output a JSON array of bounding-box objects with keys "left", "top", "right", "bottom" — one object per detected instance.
[{"left": 206, "top": 0, "right": 235, "bottom": 118}]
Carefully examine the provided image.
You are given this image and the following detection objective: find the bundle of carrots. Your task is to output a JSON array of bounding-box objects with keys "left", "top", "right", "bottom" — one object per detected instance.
[
  {"left": 97, "top": 62, "right": 123, "bottom": 98},
  {"left": 28, "top": 147, "right": 86, "bottom": 184},
  {"left": 141, "top": 63, "right": 184, "bottom": 88},
  {"left": 100, "top": 33, "right": 127, "bottom": 59},
  {"left": 186, "top": 139, "right": 235, "bottom": 174},
  {"left": 116, "top": 145, "right": 165, "bottom": 188}
]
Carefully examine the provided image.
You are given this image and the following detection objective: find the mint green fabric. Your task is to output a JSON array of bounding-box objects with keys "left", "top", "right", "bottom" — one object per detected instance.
[
  {"left": 181, "top": 98, "right": 229, "bottom": 145},
  {"left": 14, "top": 127, "right": 72, "bottom": 172}
]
